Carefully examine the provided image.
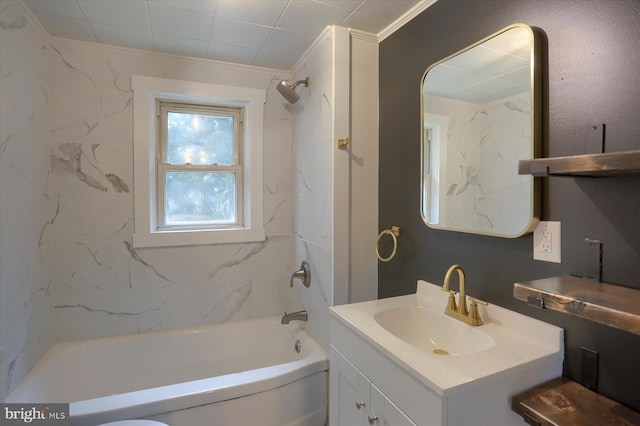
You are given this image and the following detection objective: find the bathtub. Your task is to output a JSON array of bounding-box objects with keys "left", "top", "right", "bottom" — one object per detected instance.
[{"left": 7, "top": 317, "right": 328, "bottom": 426}]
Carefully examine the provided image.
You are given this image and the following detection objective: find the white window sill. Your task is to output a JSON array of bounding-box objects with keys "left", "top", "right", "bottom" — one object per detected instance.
[{"left": 133, "top": 227, "right": 265, "bottom": 248}]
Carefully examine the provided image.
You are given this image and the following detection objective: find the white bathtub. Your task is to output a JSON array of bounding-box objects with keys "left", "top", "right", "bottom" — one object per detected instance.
[{"left": 7, "top": 317, "right": 328, "bottom": 426}]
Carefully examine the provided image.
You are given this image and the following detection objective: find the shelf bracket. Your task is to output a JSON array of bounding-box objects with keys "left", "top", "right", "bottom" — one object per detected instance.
[
  {"left": 527, "top": 296, "right": 545, "bottom": 309},
  {"left": 583, "top": 239, "right": 602, "bottom": 282}
]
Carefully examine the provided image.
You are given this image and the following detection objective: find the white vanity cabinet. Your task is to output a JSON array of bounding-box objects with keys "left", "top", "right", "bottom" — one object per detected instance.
[
  {"left": 329, "top": 318, "right": 444, "bottom": 426},
  {"left": 328, "top": 280, "right": 565, "bottom": 426},
  {"left": 331, "top": 347, "right": 416, "bottom": 426}
]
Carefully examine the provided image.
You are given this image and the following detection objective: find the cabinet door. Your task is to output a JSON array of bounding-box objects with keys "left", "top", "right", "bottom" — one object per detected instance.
[
  {"left": 330, "top": 347, "right": 370, "bottom": 425},
  {"left": 369, "top": 384, "right": 417, "bottom": 426}
]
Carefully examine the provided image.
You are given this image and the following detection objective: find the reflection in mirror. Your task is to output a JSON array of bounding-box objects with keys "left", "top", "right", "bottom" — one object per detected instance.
[{"left": 421, "top": 24, "right": 540, "bottom": 237}]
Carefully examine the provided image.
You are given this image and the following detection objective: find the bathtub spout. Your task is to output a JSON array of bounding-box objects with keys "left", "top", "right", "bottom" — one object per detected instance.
[{"left": 281, "top": 310, "right": 308, "bottom": 324}]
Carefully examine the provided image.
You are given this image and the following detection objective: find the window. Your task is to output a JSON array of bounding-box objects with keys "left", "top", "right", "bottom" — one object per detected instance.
[
  {"left": 132, "top": 76, "right": 265, "bottom": 247},
  {"left": 421, "top": 113, "right": 448, "bottom": 226},
  {"left": 158, "top": 102, "right": 242, "bottom": 229}
]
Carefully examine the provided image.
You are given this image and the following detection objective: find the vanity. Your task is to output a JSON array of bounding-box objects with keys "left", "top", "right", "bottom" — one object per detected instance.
[{"left": 329, "top": 280, "right": 563, "bottom": 425}]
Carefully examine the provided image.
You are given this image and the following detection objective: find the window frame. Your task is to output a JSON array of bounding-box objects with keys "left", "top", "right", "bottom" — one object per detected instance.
[
  {"left": 132, "top": 75, "right": 265, "bottom": 248},
  {"left": 156, "top": 101, "right": 244, "bottom": 230}
]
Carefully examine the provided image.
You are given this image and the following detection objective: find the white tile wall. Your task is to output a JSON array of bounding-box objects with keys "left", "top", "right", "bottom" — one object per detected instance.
[
  {"left": 46, "top": 39, "right": 295, "bottom": 341},
  {"left": 476, "top": 96, "right": 533, "bottom": 234},
  {"left": 289, "top": 29, "right": 336, "bottom": 349},
  {"left": 1, "top": 1, "right": 356, "bottom": 399},
  {"left": 426, "top": 93, "right": 532, "bottom": 235},
  {"left": 0, "top": 0, "right": 54, "bottom": 401}
]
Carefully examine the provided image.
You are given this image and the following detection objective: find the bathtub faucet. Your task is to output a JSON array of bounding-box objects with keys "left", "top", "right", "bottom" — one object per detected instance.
[{"left": 281, "top": 310, "right": 308, "bottom": 324}]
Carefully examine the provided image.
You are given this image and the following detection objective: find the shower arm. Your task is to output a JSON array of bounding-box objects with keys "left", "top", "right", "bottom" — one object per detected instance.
[{"left": 290, "top": 78, "right": 309, "bottom": 90}]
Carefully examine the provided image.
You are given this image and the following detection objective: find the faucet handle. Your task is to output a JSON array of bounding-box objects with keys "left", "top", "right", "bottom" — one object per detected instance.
[
  {"left": 468, "top": 296, "right": 488, "bottom": 306},
  {"left": 446, "top": 291, "right": 458, "bottom": 312},
  {"left": 467, "top": 297, "right": 488, "bottom": 325},
  {"left": 290, "top": 261, "right": 311, "bottom": 288}
]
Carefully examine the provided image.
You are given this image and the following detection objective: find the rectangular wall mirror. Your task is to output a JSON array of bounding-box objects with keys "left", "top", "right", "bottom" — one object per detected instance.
[{"left": 421, "top": 23, "right": 541, "bottom": 237}]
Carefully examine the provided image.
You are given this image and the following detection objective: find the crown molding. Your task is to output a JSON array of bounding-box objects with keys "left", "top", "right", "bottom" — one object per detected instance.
[
  {"left": 48, "top": 36, "right": 291, "bottom": 76},
  {"left": 291, "top": 25, "right": 335, "bottom": 75},
  {"left": 15, "top": 0, "right": 290, "bottom": 77},
  {"left": 350, "top": 29, "right": 378, "bottom": 43},
  {"left": 378, "top": 0, "right": 438, "bottom": 42},
  {"left": 15, "top": 0, "right": 436, "bottom": 74}
]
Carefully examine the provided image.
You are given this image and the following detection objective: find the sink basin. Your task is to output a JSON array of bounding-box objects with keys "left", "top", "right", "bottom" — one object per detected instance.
[
  {"left": 373, "top": 305, "right": 496, "bottom": 356},
  {"left": 330, "top": 280, "right": 564, "bottom": 396}
]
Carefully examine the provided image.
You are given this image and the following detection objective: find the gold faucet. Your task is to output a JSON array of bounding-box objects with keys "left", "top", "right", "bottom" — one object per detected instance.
[{"left": 442, "top": 265, "right": 488, "bottom": 326}]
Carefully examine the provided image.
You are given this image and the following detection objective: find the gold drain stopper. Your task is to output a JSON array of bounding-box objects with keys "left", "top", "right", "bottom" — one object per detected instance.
[{"left": 433, "top": 349, "right": 450, "bottom": 356}]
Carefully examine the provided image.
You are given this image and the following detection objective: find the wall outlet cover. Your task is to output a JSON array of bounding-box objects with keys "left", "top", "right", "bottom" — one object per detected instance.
[{"left": 533, "top": 221, "right": 561, "bottom": 263}]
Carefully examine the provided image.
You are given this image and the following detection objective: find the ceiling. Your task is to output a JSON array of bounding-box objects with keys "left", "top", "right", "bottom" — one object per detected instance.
[
  {"left": 424, "top": 25, "right": 532, "bottom": 104},
  {"left": 23, "top": 0, "right": 425, "bottom": 70}
]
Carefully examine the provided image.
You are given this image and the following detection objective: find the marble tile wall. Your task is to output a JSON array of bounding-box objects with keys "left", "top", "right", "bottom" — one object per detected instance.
[
  {"left": 0, "top": 1, "right": 54, "bottom": 400},
  {"left": 476, "top": 95, "right": 532, "bottom": 234},
  {"left": 289, "top": 31, "right": 335, "bottom": 349},
  {"left": 47, "top": 39, "right": 296, "bottom": 341},
  {"left": 0, "top": 0, "right": 329, "bottom": 398},
  {"left": 426, "top": 93, "right": 531, "bottom": 234}
]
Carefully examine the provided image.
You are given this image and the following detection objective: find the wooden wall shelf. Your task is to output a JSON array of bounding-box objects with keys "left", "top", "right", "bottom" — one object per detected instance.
[
  {"left": 512, "top": 378, "right": 640, "bottom": 426},
  {"left": 514, "top": 275, "right": 640, "bottom": 335},
  {"left": 518, "top": 150, "right": 640, "bottom": 177}
]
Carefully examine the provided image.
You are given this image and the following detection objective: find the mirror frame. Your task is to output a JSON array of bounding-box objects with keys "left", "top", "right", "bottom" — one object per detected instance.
[{"left": 420, "top": 23, "right": 542, "bottom": 238}]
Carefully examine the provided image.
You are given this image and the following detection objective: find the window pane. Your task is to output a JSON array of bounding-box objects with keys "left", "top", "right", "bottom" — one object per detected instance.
[
  {"left": 166, "top": 111, "right": 234, "bottom": 165},
  {"left": 164, "top": 171, "right": 236, "bottom": 225}
]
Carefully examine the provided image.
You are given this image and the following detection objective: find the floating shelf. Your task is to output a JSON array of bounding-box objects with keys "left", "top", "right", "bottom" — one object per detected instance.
[
  {"left": 513, "top": 275, "right": 640, "bottom": 335},
  {"left": 512, "top": 378, "right": 640, "bottom": 426},
  {"left": 518, "top": 150, "right": 640, "bottom": 177}
]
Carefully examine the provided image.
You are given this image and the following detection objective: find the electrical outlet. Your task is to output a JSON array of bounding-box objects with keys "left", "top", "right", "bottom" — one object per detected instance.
[
  {"left": 534, "top": 221, "right": 561, "bottom": 263},
  {"left": 541, "top": 230, "right": 552, "bottom": 253}
]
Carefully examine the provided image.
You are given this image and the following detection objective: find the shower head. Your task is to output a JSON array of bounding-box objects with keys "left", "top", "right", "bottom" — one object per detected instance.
[{"left": 277, "top": 78, "right": 309, "bottom": 104}]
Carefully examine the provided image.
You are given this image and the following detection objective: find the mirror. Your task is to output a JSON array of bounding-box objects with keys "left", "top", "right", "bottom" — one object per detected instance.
[{"left": 421, "top": 24, "right": 540, "bottom": 237}]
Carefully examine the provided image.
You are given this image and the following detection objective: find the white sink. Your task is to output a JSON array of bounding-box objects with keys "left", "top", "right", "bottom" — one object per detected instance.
[
  {"left": 330, "top": 280, "right": 564, "bottom": 396},
  {"left": 373, "top": 305, "right": 496, "bottom": 356}
]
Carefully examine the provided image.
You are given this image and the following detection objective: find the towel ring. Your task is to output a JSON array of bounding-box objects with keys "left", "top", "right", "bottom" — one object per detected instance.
[{"left": 376, "top": 226, "right": 400, "bottom": 262}]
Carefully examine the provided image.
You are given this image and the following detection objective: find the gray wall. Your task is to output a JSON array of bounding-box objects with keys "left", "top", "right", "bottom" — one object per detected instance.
[{"left": 379, "top": 0, "right": 640, "bottom": 411}]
